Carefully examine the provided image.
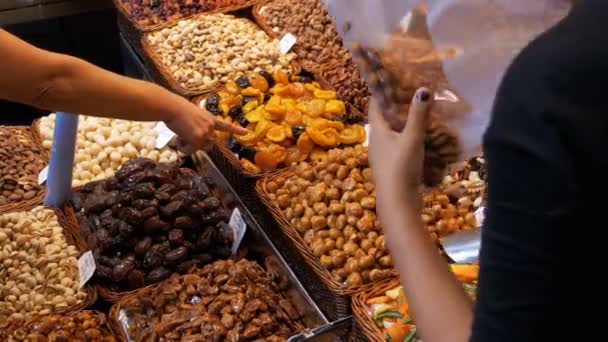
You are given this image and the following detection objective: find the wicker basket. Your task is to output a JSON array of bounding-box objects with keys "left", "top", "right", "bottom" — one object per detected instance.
[
  {"left": 352, "top": 278, "right": 401, "bottom": 342},
  {"left": 0, "top": 192, "right": 45, "bottom": 216},
  {"left": 255, "top": 172, "right": 397, "bottom": 319},
  {"left": 0, "top": 205, "right": 98, "bottom": 319},
  {"left": 140, "top": 13, "right": 299, "bottom": 97}
]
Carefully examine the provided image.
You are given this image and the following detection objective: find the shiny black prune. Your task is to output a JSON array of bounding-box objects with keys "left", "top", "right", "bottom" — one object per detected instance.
[
  {"left": 164, "top": 246, "right": 189, "bottom": 262},
  {"left": 133, "top": 182, "right": 156, "bottom": 198},
  {"left": 217, "top": 222, "right": 235, "bottom": 245},
  {"left": 132, "top": 199, "right": 151, "bottom": 210},
  {"left": 197, "top": 229, "right": 215, "bottom": 250},
  {"left": 127, "top": 269, "right": 145, "bottom": 289},
  {"left": 115, "top": 158, "right": 153, "bottom": 180},
  {"left": 105, "top": 191, "right": 120, "bottom": 207},
  {"left": 83, "top": 194, "right": 107, "bottom": 213},
  {"left": 292, "top": 126, "right": 305, "bottom": 140},
  {"left": 168, "top": 229, "right": 184, "bottom": 245},
  {"left": 241, "top": 96, "right": 258, "bottom": 106},
  {"left": 143, "top": 248, "right": 163, "bottom": 269},
  {"left": 236, "top": 115, "right": 249, "bottom": 127},
  {"left": 112, "top": 258, "right": 136, "bottom": 282},
  {"left": 174, "top": 216, "right": 195, "bottom": 230},
  {"left": 160, "top": 200, "right": 184, "bottom": 218},
  {"left": 135, "top": 236, "right": 153, "bottom": 257},
  {"left": 143, "top": 216, "right": 170, "bottom": 234},
  {"left": 259, "top": 70, "right": 275, "bottom": 87},
  {"left": 157, "top": 183, "right": 177, "bottom": 195},
  {"left": 104, "top": 177, "right": 119, "bottom": 191},
  {"left": 201, "top": 197, "right": 221, "bottom": 210},
  {"left": 236, "top": 75, "right": 251, "bottom": 88},
  {"left": 239, "top": 146, "right": 256, "bottom": 162},
  {"left": 191, "top": 253, "right": 214, "bottom": 265},
  {"left": 170, "top": 190, "right": 190, "bottom": 202},
  {"left": 194, "top": 178, "right": 211, "bottom": 197},
  {"left": 118, "top": 221, "right": 135, "bottom": 238},
  {"left": 95, "top": 228, "right": 112, "bottom": 251},
  {"left": 96, "top": 265, "right": 113, "bottom": 280},
  {"left": 201, "top": 211, "right": 224, "bottom": 225},
  {"left": 228, "top": 105, "right": 243, "bottom": 119},
  {"left": 145, "top": 267, "right": 171, "bottom": 284},
  {"left": 206, "top": 92, "right": 220, "bottom": 106},
  {"left": 81, "top": 180, "right": 102, "bottom": 193},
  {"left": 227, "top": 136, "right": 242, "bottom": 154},
  {"left": 141, "top": 207, "right": 158, "bottom": 220},
  {"left": 120, "top": 207, "right": 144, "bottom": 225}
]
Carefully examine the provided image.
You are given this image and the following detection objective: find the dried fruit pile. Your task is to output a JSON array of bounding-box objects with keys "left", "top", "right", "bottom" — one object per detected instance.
[
  {"left": 265, "top": 146, "right": 393, "bottom": 286},
  {"left": 0, "top": 208, "right": 87, "bottom": 321},
  {"left": 119, "top": 0, "right": 249, "bottom": 27},
  {"left": 73, "top": 159, "right": 233, "bottom": 291},
  {"left": 146, "top": 14, "right": 296, "bottom": 90},
  {"left": 200, "top": 71, "right": 366, "bottom": 173},
  {"left": 120, "top": 259, "right": 304, "bottom": 341},
  {"left": 0, "top": 126, "right": 47, "bottom": 206},
  {"left": 0, "top": 311, "right": 117, "bottom": 341},
  {"left": 39, "top": 114, "right": 182, "bottom": 187},
  {"left": 257, "top": 0, "right": 370, "bottom": 113}
]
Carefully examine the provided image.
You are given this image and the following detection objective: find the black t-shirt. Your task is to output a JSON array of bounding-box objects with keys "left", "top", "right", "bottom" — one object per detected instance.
[{"left": 473, "top": 1, "right": 606, "bottom": 340}]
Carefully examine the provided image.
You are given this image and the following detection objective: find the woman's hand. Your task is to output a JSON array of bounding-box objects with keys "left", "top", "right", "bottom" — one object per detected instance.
[
  {"left": 166, "top": 106, "right": 247, "bottom": 154},
  {"left": 369, "top": 87, "right": 432, "bottom": 207}
]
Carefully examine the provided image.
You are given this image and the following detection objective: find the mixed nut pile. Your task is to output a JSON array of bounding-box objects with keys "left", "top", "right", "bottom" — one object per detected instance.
[
  {"left": 73, "top": 159, "right": 233, "bottom": 291},
  {"left": 202, "top": 70, "right": 366, "bottom": 173},
  {"left": 0, "top": 208, "right": 87, "bottom": 321},
  {"left": 258, "top": 0, "right": 370, "bottom": 113},
  {"left": 120, "top": 0, "right": 251, "bottom": 28},
  {"left": 121, "top": 259, "right": 304, "bottom": 341},
  {"left": 265, "top": 146, "right": 393, "bottom": 287},
  {"left": 0, "top": 179, "right": 42, "bottom": 207},
  {"left": 0, "top": 311, "right": 117, "bottom": 341},
  {"left": 147, "top": 14, "right": 296, "bottom": 90},
  {"left": 38, "top": 114, "right": 182, "bottom": 187}
]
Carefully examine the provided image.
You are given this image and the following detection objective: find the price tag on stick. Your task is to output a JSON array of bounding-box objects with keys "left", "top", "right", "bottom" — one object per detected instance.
[
  {"left": 154, "top": 122, "right": 177, "bottom": 149},
  {"left": 279, "top": 33, "right": 297, "bottom": 54},
  {"left": 38, "top": 165, "right": 49, "bottom": 185},
  {"left": 229, "top": 208, "right": 247, "bottom": 255},
  {"left": 78, "top": 251, "right": 96, "bottom": 289}
]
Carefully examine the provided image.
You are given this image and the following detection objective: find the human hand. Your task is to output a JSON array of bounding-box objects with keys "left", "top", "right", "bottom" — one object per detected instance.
[
  {"left": 166, "top": 104, "right": 247, "bottom": 154},
  {"left": 369, "top": 87, "right": 432, "bottom": 206}
]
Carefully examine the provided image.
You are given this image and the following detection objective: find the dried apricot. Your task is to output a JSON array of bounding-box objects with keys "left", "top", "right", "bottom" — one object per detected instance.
[
  {"left": 297, "top": 132, "right": 315, "bottom": 154},
  {"left": 310, "top": 148, "right": 328, "bottom": 161},
  {"left": 287, "top": 83, "right": 306, "bottom": 97},
  {"left": 241, "top": 87, "right": 261, "bottom": 97},
  {"left": 306, "top": 99, "right": 326, "bottom": 117},
  {"left": 270, "top": 84, "right": 290, "bottom": 95},
  {"left": 304, "top": 83, "right": 321, "bottom": 92},
  {"left": 339, "top": 125, "right": 366, "bottom": 145},
  {"left": 245, "top": 109, "right": 264, "bottom": 123},
  {"left": 285, "top": 147, "right": 308, "bottom": 165},
  {"left": 237, "top": 120, "right": 271, "bottom": 144},
  {"left": 249, "top": 73, "right": 269, "bottom": 92},
  {"left": 313, "top": 89, "right": 337, "bottom": 100},
  {"left": 285, "top": 110, "right": 303, "bottom": 126},
  {"left": 309, "top": 118, "right": 345, "bottom": 131},
  {"left": 267, "top": 125, "right": 287, "bottom": 142},
  {"left": 254, "top": 145, "right": 287, "bottom": 171},
  {"left": 273, "top": 70, "right": 290, "bottom": 84},
  {"left": 242, "top": 100, "right": 259, "bottom": 113},
  {"left": 307, "top": 127, "right": 340, "bottom": 148},
  {"left": 240, "top": 159, "right": 261, "bottom": 173},
  {"left": 225, "top": 81, "right": 240, "bottom": 94},
  {"left": 325, "top": 100, "right": 346, "bottom": 115}
]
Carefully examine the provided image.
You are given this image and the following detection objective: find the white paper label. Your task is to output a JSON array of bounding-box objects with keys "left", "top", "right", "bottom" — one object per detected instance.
[
  {"left": 474, "top": 207, "right": 486, "bottom": 228},
  {"left": 279, "top": 33, "right": 297, "bottom": 54},
  {"left": 78, "top": 251, "right": 96, "bottom": 289},
  {"left": 259, "top": 5, "right": 267, "bottom": 14},
  {"left": 363, "top": 124, "right": 371, "bottom": 147},
  {"left": 38, "top": 165, "right": 49, "bottom": 184},
  {"left": 229, "top": 208, "right": 247, "bottom": 254},
  {"left": 154, "top": 122, "right": 177, "bottom": 149}
]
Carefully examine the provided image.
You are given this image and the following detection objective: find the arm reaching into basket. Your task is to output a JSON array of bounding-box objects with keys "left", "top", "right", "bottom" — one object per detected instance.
[{"left": 0, "top": 29, "right": 246, "bottom": 152}]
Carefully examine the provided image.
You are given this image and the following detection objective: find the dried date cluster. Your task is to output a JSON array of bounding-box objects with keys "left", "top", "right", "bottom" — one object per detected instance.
[
  {"left": 423, "top": 156, "right": 487, "bottom": 242},
  {"left": 0, "top": 208, "right": 87, "bottom": 322},
  {"left": 122, "top": 258, "right": 304, "bottom": 341},
  {"left": 266, "top": 146, "right": 393, "bottom": 286},
  {"left": 39, "top": 114, "right": 182, "bottom": 187},
  {"left": 258, "top": 0, "right": 370, "bottom": 113},
  {"left": 73, "top": 158, "right": 233, "bottom": 291},
  {"left": 0, "top": 311, "right": 116, "bottom": 341},
  {"left": 120, "top": 0, "right": 249, "bottom": 27},
  {"left": 147, "top": 14, "right": 296, "bottom": 90}
]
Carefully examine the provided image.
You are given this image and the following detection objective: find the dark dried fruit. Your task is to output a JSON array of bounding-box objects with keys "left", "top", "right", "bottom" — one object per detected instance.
[
  {"left": 236, "top": 76, "right": 251, "bottom": 88},
  {"left": 168, "top": 229, "right": 184, "bottom": 245},
  {"left": 118, "top": 221, "right": 135, "bottom": 238},
  {"left": 165, "top": 246, "right": 189, "bottom": 262},
  {"left": 239, "top": 146, "right": 256, "bottom": 162},
  {"left": 135, "top": 237, "right": 153, "bottom": 256},
  {"left": 241, "top": 96, "right": 258, "bottom": 106},
  {"left": 128, "top": 269, "right": 146, "bottom": 289},
  {"left": 133, "top": 182, "right": 156, "bottom": 198},
  {"left": 83, "top": 194, "right": 107, "bottom": 213},
  {"left": 146, "top": 267, "right": 171, "bottom": 284},
  {"left": 160, "top": 200, "right": 184, "bottom": 217},
  {"left": 174, "top": 216, "right": 195, "bottom": 230},
  {"left": 143, "top": 216, "right": 170, "bottom": 233},
  {"left": 201, "top": 197, "right": 221, "bottom": 210},
  {"left": 112, "top": 259, "right": 136, "bottom": 282},
  {"left": 227, "top": 136, "right": 242, "bottom": 153},
  {"left": 236, "top": 115, "right": 249, "bottom": 127},
  {"left": 228, "top": 105, "right": 243, "bottom": 119},
  {"left": 120, "top": 207, "right": 144, "bottom": 225},
  {"left": 291, "top": 126, "right": 305, "bottom": 140},
  {"left": 263, "top": 92, "right": 272, "bottom": 103},
  {"left": 206, "top": 92, "right": 220, "bottom": 106},
  {"left": 259, "top": 70, "right": 275, "bottom": 87},
  {"left": 141, "top": 206, "right": 158, "bottom": 220}
]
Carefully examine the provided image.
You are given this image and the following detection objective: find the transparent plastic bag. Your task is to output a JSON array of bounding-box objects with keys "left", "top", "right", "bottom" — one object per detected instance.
[{"left": 327, "top": 0, "right": 571, "bottom": 180}]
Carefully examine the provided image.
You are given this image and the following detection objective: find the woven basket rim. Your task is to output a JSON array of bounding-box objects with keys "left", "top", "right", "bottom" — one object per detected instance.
[
  {"left": 352, "top": 278, "right": 401, "bottom": 342},
  {"left": 255, "top": 171, "right": 397, "bottom": 296}
]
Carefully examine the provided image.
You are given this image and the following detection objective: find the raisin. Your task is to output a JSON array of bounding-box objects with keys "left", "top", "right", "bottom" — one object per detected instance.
[
  {"left": 241, "top": 96, "right": 258, "bottom": 106},
  {"left": 206, "top": 92, "right": 220, "bottom": 106},
  {"left": 228, "top": 105, "right": 243, "bottom": 119},
  {"left": 291, "top": 126, "right": 305, "bottom": 140},
  {"left": 146, "top": 267, "right": 171, "bottom": 284},
  {"left": 236, "top": 115, "right": 249, "bottom": 127},
  {"left": 164, "top": 246, "right": 189, "bottom": 263},
  {"left": 236, "top": 76, "right": 251, "bottom": 88},
  {"left": 112, "top": 259, "right": 136, "bottom": 282},
  {"left": 135, "top": 237, "right": 153, "bottom": 257},
  {"left": 258, "top": 70, "right": 275, "bottom": 87}
]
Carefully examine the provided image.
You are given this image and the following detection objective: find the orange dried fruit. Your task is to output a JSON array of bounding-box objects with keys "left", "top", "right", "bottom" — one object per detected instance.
[
  {"left": 285, "top": 147, "right": 309, "bottom": 165},
  {"left": 296, "top": 132, "right": 315, "bottom": 154},
  {"left": 287, "top": 83, "right": 306, "bottom": 97},
  {"left": 325, "top": 100, "right": 346, "bottom": 115},
  {"left": 225, "top": 81, "right": 240, "bottom": 94},
  {"left": 270, "top": 83, "right": 290, "bottom": 95},
  {"left": 254, "top": 145, "right": 287, "bottom": 171},
  {"left": 267, "top": 125, "right": 287, "bottom": 142},
  {"left": 240, "top": 159, "right": 261, "bottom": 173},
  {"left": 273, "top": 70, "right": 290, "bottom": 84},
  {"left": 310, "top": 148, "right": 328, "bottom": 161},
  {"left": 313, "top": 89, "right": 337, "bottom": 100},
  {"left": 339, "top": 125, "right": 366, "bottom": 145},
  {"left": 242, "top": 100, "right": 259, "bottom": 114},
  {"left": 306, "top": 99, "right": 326, "bottom": 117},
  {"left": 307, "top": 127, "right": 340, "bottom": 148},
  {"left": 241, "top": 87, "right": 261, "bottom": 97},
  {"left": 249, "top": 73, "right": 269, "bottom": 92},
  {"left": 285, "top": 110, "right": 303, "bottom": 126}
]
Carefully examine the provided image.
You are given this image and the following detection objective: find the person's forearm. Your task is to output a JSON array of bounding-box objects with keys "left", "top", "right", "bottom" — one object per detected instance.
[{"left": 380, "top": 193, "right": 473, "bottom": 342}]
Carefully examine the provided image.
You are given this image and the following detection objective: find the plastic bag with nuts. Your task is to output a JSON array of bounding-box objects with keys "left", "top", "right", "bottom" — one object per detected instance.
[{"left": 328, "top": 0, "right": 571, "bottom": 184}]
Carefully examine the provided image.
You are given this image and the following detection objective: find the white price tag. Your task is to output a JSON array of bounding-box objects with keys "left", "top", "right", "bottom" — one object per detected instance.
[
  {"left": 38, "top": 165, "right": 49, "bottom": 184},
  {"left": 363, "top": 124, "right": 371, "bottom": 147},
  {"left": 78, "top": 251, "right": 96, "bottom": 289},
  {"left": 154, "top": 122, "right": 177, "bottom": 149},
  {"left": 279, "top": 33, "right": 297, "bottom": 54},
  {"left": 259, "top": 5, "right": 267, "bottom": 14},
  {"left": 474, "top": 207, "right": 486, "bottom": 228},
  {"left": 229, "top": 208, "right": 247, "bottom": 255}
]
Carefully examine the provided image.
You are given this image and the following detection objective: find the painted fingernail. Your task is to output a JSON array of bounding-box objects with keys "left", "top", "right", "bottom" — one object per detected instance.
[{"left": 416, "top": 89, "right": 431, "bottom": 102}]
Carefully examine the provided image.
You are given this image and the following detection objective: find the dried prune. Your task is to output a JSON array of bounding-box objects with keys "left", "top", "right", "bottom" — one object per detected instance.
[
  {"left": 143, "top": 249, "right": 163, "bottom": 270},
  {"left": 128, "top": 269, "right": 146, "bottom": 289},
  {"left": 193, "top": 177, "right": 211, "bottom": 197},
  {"left": 95, "top": 228, "right": 112, "bottom": 251},
  {"left": 157, "top": 183, "right": 177, "bottom": 195},
  {"left": 176, "top": 260, "right": 198, "bottom": 273},
  {"left": 133, "top": 182, "right": 156, "bottom": 198},
  {"left": 83, "top": 194, "right": 107, "bottom": 213},
  {"left": 236, "top": 76, "right": 251, "bottom": 88},
  {"left": 112, "top": 258, "right": 136, "bottom": 282},
  {"left": 171, "top": 190, "right": 190, "bottom": 202},
  {"left": 217, "top": 222, "right": 235, "bottom": 245},
  {"left": 174, "top": 216, "right": 195, "bottom": 230},
  {"left": 72, "top": 192, "right": 84, "bottom": 211},
  {"left": 263, "top": 92, "right": 272, "bottom": 103},
  {"left": 165, "top": 246, "right": 189, "bottom": 262},
  {"left": 227, "top": 136, "right": 242, "bottom": 154},
  {"left": 259, "top": 70, "right": 275, "bottom": 87},
  {"left": 143, "top": 216, "right": 170, "bottom": 233},
  {"left": 120, "top": 207, "right": 144, "bottom": 225},
  {"left": 105, "top": 191, "right": 120, "bottom": 207},
  {"left": 141, "top": 206, "right": 158, "bottom": 220},
  {"left": 228, "top": 105, "right": 243, "bottom": 119},
  {"left": 168, "top": 229, "right": 184, "bottom": 245},
  {"left": 135, "top": 237, "right": 153, "bottom": 256},
  {"left": 239, "top": 146, "right": 256, "bottom": 162},
  {"left": 96, "top": 265, "right": 113, "bottom": 279},
  {"left": 115, "top": 158, "right": 154, "bottom": 180},
  {"left": 160, "top": 200, "right": 184, "bottom": 217},
  {"left": 236, "top": 115, "right": 249, "bottom": 127},
  {"left": 206, "top": 92, "right": 220, "bottom": 106},
  {"left": 201, "top": 197, "right": 221, "bottom": 210},
  {"left": 146, "top": 267, "right": 171, "bottom": 284},
  {"left": 197, "top": 229, "right": 215, "bottom": 250},
  {"left": 118, "top": 221, "right": 134, "bottom": 238},
  {"left": 291, "top": 126, "right": 305, "bottom": 140}
]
